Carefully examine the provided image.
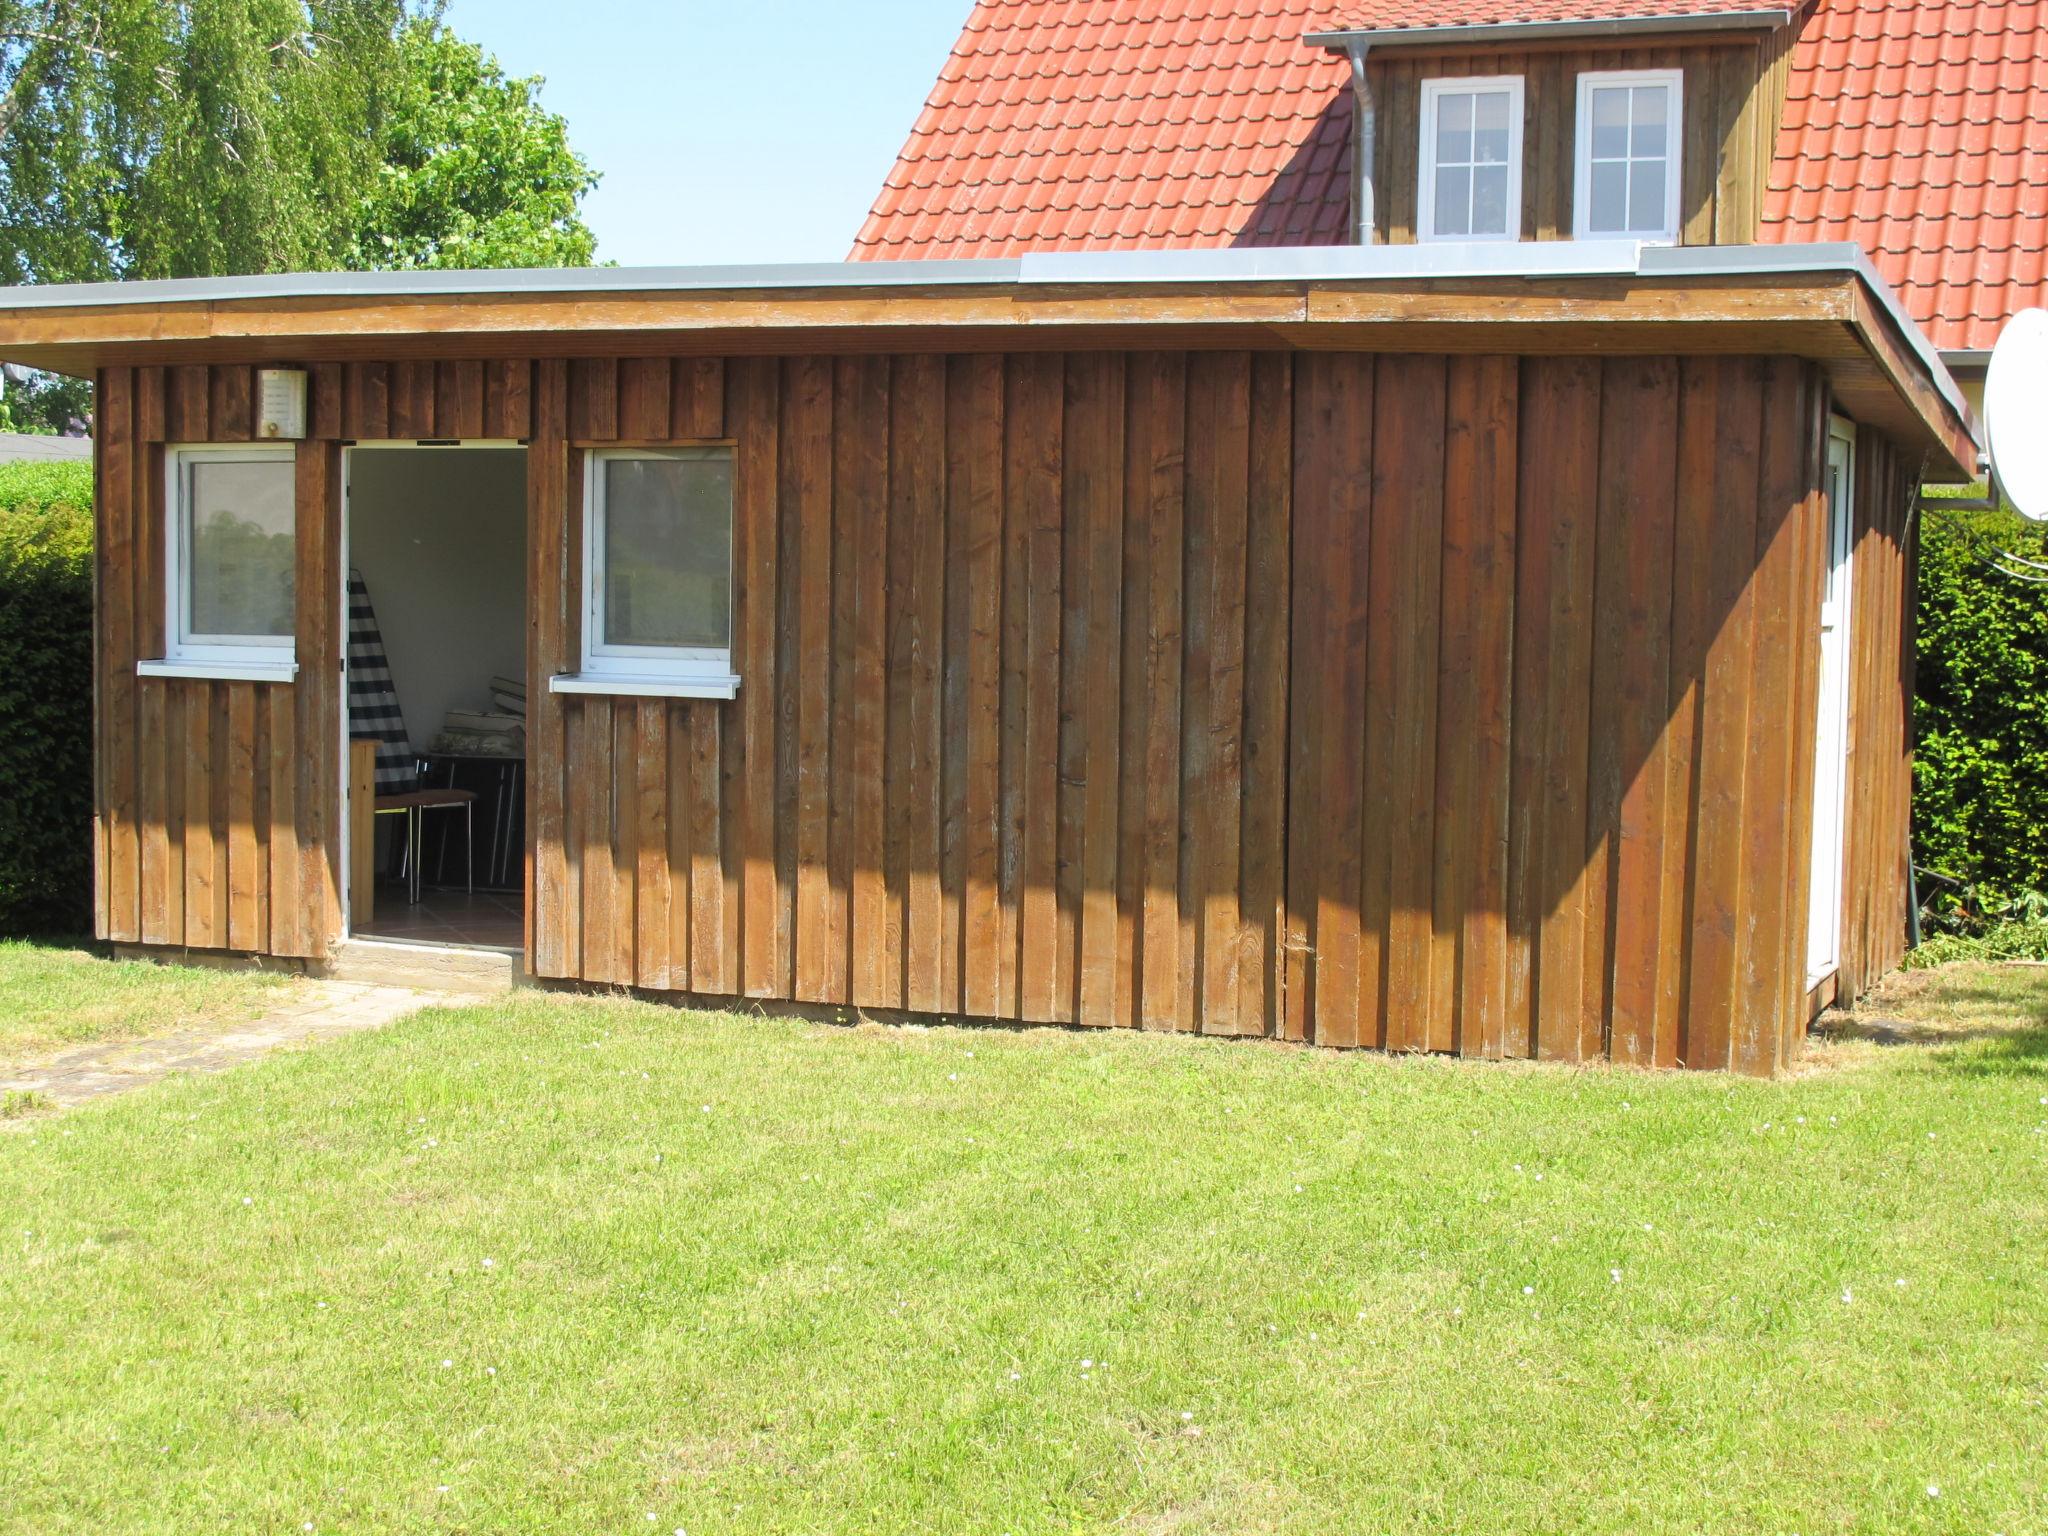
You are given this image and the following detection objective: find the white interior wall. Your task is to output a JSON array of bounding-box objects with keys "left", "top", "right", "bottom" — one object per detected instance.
[{"left": 346, "top": 447, "right": 527, "bottom": 751}]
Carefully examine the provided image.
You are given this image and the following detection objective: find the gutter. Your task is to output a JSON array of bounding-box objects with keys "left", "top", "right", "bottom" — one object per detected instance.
[
  {"left": 1347, "top": 45, "right": 1376, "bottom": 245},
  {"left": 0, "top": 241, "right": 1971, "bottom": 437},
  {"left": 1305, "top": 8, "right": 1794, "bottom": 51}
]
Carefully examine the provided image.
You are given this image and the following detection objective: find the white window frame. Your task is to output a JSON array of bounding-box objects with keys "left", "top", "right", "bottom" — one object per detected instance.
[
  {"left": 140, "top": 442, "right": 298, "bottom": 683},
  {"left": 555, "top": 446, "right": 739, "bottom": 700},
  {"left": 1417, "top": 75, "right": 1526, "bottom": 244},
  {"left": 1573, "top": 68, "right": 1685, "bottom": 244}
]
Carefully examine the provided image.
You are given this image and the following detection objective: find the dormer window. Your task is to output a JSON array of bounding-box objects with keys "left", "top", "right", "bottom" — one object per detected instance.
[
  {"left": 1574, "top": 70, "right": 1683, "bottom": 243},
  {"left": 1418, "top": 77, "right": 1524, "bottom": 242}
]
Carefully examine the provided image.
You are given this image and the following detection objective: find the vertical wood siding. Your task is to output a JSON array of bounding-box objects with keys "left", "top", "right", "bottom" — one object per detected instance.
[
  {"left": 94, "top": 348, "right": 1907, "bottom": 1073},
  {"left": 1367, "top": 35, "right": 1793, "bottom": 246},
  {"left": 1833, "top": 430, "right": 1920, "bottom": 999}
]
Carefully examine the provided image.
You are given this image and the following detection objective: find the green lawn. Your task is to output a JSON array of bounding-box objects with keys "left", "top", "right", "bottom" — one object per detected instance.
[
  {"left": 0, "top": 953, "right": 2042, "bottom": 1534},
  {"left": 0, "top": 938, "right": 293, "bottom": 1060}
]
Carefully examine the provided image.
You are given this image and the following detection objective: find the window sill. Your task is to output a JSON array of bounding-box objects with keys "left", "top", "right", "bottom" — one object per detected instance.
[
  {"left": 549, "top": 672, "right": 740, "bottom": 701},
  {"left": 137, "top": 657, "right": 298, "bottom": 684}
]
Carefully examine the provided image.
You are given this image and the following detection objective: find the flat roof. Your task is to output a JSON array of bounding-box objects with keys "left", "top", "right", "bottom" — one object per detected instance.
[{"left": 0, "top": 242, "right": 1976, "bottom": 479}]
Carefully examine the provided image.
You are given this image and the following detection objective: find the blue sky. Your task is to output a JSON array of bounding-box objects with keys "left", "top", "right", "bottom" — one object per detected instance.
[{"left": 441, "top": 0, "right": 970, "bottom": 267}]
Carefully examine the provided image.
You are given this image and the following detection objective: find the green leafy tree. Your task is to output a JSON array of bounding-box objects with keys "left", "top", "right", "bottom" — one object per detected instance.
[
  {"left": 1912, "top": 504, "right": 2048, "bottom": 913},
  {"left": 0, "top": 0, "right": 424, "bottom": 285},
  {"left": 350, "top": 19, "right": 597, "bottom": 270},
  {"left": 0, "top": 1, "right": 598, "bottom": 435}
]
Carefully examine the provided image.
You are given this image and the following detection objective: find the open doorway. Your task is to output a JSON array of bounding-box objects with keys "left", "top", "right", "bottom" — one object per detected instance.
[{"left": 343, "top": 444, "right": 527, "bottom": 952}]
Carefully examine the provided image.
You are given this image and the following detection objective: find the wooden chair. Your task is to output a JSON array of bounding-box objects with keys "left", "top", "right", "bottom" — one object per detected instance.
[{"left": 375, "top": 774, "right": 479, "bottom": 905}]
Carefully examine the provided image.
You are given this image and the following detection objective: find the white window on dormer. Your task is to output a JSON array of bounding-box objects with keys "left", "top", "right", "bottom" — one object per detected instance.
[
  {"left": 1418, "top": 76, "right": 1524, "bottom": 242},
  {"left": 1574, "top": 69, "right": 1683, "bottom": 243}
]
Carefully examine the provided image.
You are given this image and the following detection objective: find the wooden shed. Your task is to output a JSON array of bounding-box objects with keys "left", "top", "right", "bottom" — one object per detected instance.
[{"left": 0, "top": 243, "right": 1975, "bottom": 1073}]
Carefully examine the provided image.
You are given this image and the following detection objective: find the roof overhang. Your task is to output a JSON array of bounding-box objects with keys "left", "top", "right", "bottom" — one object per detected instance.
[
  {"left": 1304, "top": 8, "right": 1795, "bottom": 52},
  {"left": 0, "top": 242, "right": 1976, "bottom": 480}
]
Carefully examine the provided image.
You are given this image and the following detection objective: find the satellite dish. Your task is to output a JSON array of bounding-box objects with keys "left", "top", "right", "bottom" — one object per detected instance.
[{"left": 1984, "top": 307, "right": 2048, "bottom": 522}]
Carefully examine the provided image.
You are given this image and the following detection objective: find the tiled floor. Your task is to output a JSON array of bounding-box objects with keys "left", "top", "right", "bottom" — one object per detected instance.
[{"left": 354, "top": 886, "right": 523, "bottom": 952}]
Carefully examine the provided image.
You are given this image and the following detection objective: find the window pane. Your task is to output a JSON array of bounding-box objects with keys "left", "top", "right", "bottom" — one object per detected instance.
[
  {"left": 1437, "top": 91, "right": 1473, "bottom": 164},
  {"left": 1630, "top": 85, "right": 1668, "bottom": 158},
  {"left": 1471, "top": 164, "right": 1511, "bottom": 235},
  {"left": 187, "top": 459, "right": 294, "bottom": 638},
  {"left": 602, "top": 456, "right": 732, "bottom": 650},
  {"left": 1434, "top": 166, "right": 1471, "bottom": 236},
  {"left": 1628, "top": 159, "right": 1667, "bottom": 232},
  {"left": 1589, "top": 86, "right": 1630, "bottom": 159},
  {"left": 1472, "top": 90, "right": 1511, "bottom": 164},
  {"left": 1588, "top": 159, "right": 1628, "bottom": 232}
]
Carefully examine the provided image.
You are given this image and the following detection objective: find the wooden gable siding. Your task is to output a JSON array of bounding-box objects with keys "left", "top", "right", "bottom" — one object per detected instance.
[
  {"left": 1368, "top": 31, "right": 1796, "bottom": 247},
  {"left": 96, "top": 347, "right": 1891, "bottom": 1073},
  {"left": 1834, "top": 429, "right": 1919, "bottom": 999},
  {"left": 515, "top": 349, "right": 1833, "bottom": 1071},
  {"left": 91, "top": 360, "right": 535, "bottom": 958}
]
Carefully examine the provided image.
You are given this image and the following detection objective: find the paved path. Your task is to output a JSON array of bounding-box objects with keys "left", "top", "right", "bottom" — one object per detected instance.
[{"left": 0, "top": 980, "right": 448, "bottom": 1111}]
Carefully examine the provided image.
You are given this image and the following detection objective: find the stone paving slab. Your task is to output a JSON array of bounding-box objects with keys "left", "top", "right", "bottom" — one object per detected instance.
[{"left": 0, "top": 981, "right": 451, "bottom": 1111}]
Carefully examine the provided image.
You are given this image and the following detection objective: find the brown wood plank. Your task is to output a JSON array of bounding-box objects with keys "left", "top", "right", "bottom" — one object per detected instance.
[
  {"left": 609, "top": 699, "right": 638, "bottom": 984},
  {"left": 137, "top": 365, "right": 166, "bottom": 444},
  {"left": 308, "top": 361, "right": 341, "bottom": 441},
  {"left": 168, "top": 364, "right": 209, "bottom": 441},
  {"left": 1283, "top": 354, "right": 1332, "bottom": 1042},
  {"left": 674, "top": 357, "right": 726, "bottom": 439},
  {"left": 1373, "top": 354, "right": 1446, "bottom": 1053},
  {"left": 1679, "top": 357, "right": 1765, "bottom": 1070},
  {"left": 635, "top": 698, "right": 673, "bottom": 989},
  {"left": 138, "top": 679, "right": 172, "bottom": 945},
  {"left": 788, "top": 355, "right": 838, "bottom": 1002},
  {"left": 528, "top": 362, "right": 573, "bottom": 977},
  {"left": 571, "top": 699, "right": 617, "bottom": 982},
  {"left": 294, "top": 441, "right": 344, "bottom": 958},
  {"left": 1009, "top": 352, "right": 1065, "bottom": 1022},
  {"left": 182, "top": 680, "right": 218, "bottom": 946},
  {"left": 1134, "top": 351, "right": 1187, "bottom": 1032},
  {"left": 1506, "top": 357, "right": 1601, "bottom": 1061},
  {"left": 955, "top": 353, "right": 1006, "bottom": 1018},
  {"left": 1067, "top": 353, "right": 1125, "bottom": 1029},
  {"left": 1732, "top": 355, "right": 1811, "bottom": 1074},
  {"left": 391, "top": 359, "right": 435, "bottom": 439},
  {"left": 447, "top": 359, "right": 486, "bottom": 439},
  {"left": 620, "top": 358, "right": 671, "bottom": 441},
  {"left": 730, "top": 357, "right": 783, "bottom": 997},
  {"left": 270, "top": 687, "right": 302, "bottom": 954},
  {"left": 690, "top": 700, "right": 730, "bottom": 992},
  {"left": 225, "top": 683, "right": 260, "bottom": 950},
  {"left": 840, "top": 355, "right": 893, "bottom": 1008},
  {"left": 884, "top": 356, "right": 941, "bottom": 1013},
  {"left": 1188, "top": 352, "right": 1252, "bottom": 1034},
  {"left": 1240, "top": 353, "right": 1291, "bottom": 1039},
  {"left": 345, "top": 363, "right": 390, "bottom": 441},
  {"left": 97, "top": 369, "right": 140, "bottom": 942},
  {"left": 210, "top": 365, "right": 253, "bottom": 441},
  {"left": 570, "top": 357, "right": 619, "bottom": 442},
  {"left": 486, "top": 359, "right": 533, "bottom": 441},
  {"left": 1594, "top": 356, "right": 1681, "bottom": 1066},
  {"left": 1437, "top": 355, "right": 1519, "bottom": 1057}
]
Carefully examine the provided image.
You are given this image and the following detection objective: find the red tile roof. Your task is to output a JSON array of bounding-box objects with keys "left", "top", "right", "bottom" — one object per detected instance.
[
  {"left": 857, "top": 0, "right": 2048, "bottom": 356},
  {"left": 848, "top": 0, "right": 1354, "bottom": 258},
  {"left": 1761, "top": 0, "right": 2048, "bottom": 354},
  {"left": 1318, "top": 0, "right": 1783, "bottom": 29}
]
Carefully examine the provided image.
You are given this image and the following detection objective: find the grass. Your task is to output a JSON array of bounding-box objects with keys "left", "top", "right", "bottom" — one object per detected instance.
[
  {"left": 0, "top": 953, "right": 2043, "bottom": 1533},
  {"left": 0, "top": 938, "right": 292, "bottom": 1060}
]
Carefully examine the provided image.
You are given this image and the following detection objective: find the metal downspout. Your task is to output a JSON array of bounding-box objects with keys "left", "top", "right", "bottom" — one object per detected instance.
[{"left": 1349, "top": 44, "right": 1375, "bottom": 246}]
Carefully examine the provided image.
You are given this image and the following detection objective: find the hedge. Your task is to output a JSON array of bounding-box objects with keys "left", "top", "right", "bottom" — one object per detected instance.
[
  {"left": 0, "top": 460, "right": 94, "bottom": 934},
  {"left": 1911, "top": 503, "right": 2048, "bottom": 913}
]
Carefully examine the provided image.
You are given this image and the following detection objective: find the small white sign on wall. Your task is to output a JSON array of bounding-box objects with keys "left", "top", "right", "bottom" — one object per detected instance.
[{"left": 257, "top": 368, "right": 308, "bottom": 440}]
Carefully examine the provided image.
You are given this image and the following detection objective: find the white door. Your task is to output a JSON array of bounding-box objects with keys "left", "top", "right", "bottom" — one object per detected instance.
[{"left": 1807, "top": 421, "right": 1856, "bottom": 983}]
